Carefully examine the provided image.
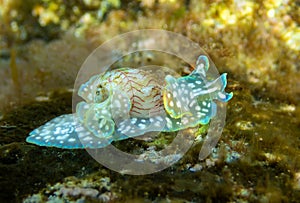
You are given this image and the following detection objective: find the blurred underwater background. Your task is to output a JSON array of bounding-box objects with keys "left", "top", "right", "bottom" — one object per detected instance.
[{"left": 0, "top": 0, "right": 299, "bottom": 202}]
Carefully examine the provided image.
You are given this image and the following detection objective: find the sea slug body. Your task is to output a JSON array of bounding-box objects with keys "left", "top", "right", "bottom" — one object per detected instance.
[{"left": 26, "top": 55, "right": 233, "bottom": 149}]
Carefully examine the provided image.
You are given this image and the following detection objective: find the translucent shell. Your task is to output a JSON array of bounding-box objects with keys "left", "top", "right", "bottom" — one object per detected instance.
[{"left": 26, "top": 55, "right": 233, "bottom": 149}]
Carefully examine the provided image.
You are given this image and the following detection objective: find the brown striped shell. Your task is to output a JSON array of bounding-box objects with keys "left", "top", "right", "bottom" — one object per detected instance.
[{"left": 95, "top": 68, "right": 164, "bottom": 118}]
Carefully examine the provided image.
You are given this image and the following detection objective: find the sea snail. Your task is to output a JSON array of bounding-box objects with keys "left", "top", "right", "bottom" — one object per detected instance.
[{"left": 26, "top": 55, "right": 233, "bottom": 149}]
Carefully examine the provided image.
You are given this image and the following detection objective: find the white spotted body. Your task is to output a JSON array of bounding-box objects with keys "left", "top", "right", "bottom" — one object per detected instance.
[{"left": 26, "top": 55, "right": 233, "bottom": 149}]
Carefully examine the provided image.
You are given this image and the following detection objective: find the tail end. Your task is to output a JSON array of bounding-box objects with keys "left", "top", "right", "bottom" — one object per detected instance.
[
  {"left": 26, "top": 114, "right": 84, "bottom": 149},
  {"left": 217, "top": 73, "right": 233, "bottom": 102}
]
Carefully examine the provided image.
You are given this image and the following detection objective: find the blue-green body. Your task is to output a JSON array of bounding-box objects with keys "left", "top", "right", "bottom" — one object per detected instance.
[{"left": 26, "top": 55, "right": 233, "bottom": 149}]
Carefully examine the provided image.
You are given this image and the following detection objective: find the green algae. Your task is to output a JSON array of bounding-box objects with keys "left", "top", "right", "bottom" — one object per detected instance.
[{"left": 0, "top": 0, "right": 121, "bottom": 44}]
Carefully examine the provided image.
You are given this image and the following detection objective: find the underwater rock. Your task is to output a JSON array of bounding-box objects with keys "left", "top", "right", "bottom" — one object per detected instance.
[{"left": 23, "top": 174, "right": 117, "bottom": 203}]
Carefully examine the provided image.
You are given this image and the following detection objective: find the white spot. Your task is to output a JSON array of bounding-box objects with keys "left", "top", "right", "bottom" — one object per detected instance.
[
  {"left": 105, "top": 125, "right": 110, "bottom": 131},
  {"left": 189, "top": 100, "right": 196, "bottom": 108},
  {"left": 218, "top": 92, "right": 226, "bottom": 99},
  {"left": 114, "top": 100, "right": 121, "bottom": 108},
  {"left": 173, "top": 92, "right": 177, "bottom": 97},
  {"left": 138, "top": 123, "right": 146, "bottom": 129},
  {"left": 59, "top": 141, "right": 64, "bottom": 144},
  {"left": 195, "top": 106, "right": 201, "bottom": 111},
  {"left": 44, "top": 135, "right": 51, "bottom": 140},
  {"left": 99, "top": 119, "right": 106, "bottom": 128},
  {"left": 182, "top": 117, "right": 189, "bottom": 125},
  {"left": 156, "top": 116, "right": 163, "bottom": 121},
  {"left": 202, "top": 101, "right": 207, "bottom": 106},
  {"left": 141, "top": 119, "right": 146, "bottom": 123},
  {"left": 131, "top": 118, "right": 137, "bottom": 124},
  {"left": 78, "top": 133, "right": 86, "bottom": 138},
  {"left": 124, "top": 125, "right": 131, "bottom": 132},
  {"left": 208, "top": 103, "right": 211, "bottom": 107},
  {"left": 118, "top": 123, "right": 124, "bottom": 131},
  {"left": 197, "top": 112, "right": 205, "bottom": 117},
  {"left": 193, "top": 87, "right": 218, "bottom": 95},
  {"left": 166, "top": 117, "right": 172, "bottom": 129},
  {"left": 68, "top": 138, "right": 76, "bottom": 142},
  {"left": 76, "top": 126, "right": 84, "bottom": 132},
  {"left": 169, "top": 101, "right": 174, "bottom": 107},
  {"left": 167, "top": 93, "right": 171, "bottom": 98},
  {"left": 83, "top": 137, "right": 92, "bottom": 141},
  {"left": 101, "top": 109, "right": 108, "bottom": 115},
  {"left": 202, "top": 108, "right": 209, "bottom": 113},
  {"left": 188, "top": 83, "right": 196, "bottom": 88},
  {"left": 40, "top": 130, "right": 51, "bottom": 136},
  {"left": 61, "top": 128, "right": 72, "bottom": 134},
  {"left": 88, "top": 94, "right": 93, "bottom": 101},
  {"left": 176, "top": 101, "right": 181, "bottom": 108},
  {"left": 54, "top": 127, "right": 62, "bottom": 133},
  {"left": 56, "top": 134, "right": 69, "bottom": 140},
  {"left": 181, "top": 96, "right": 186, "bottom": 102},
  {"left": 154, "top": 122, "right": 161, "bottom": 127}
]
